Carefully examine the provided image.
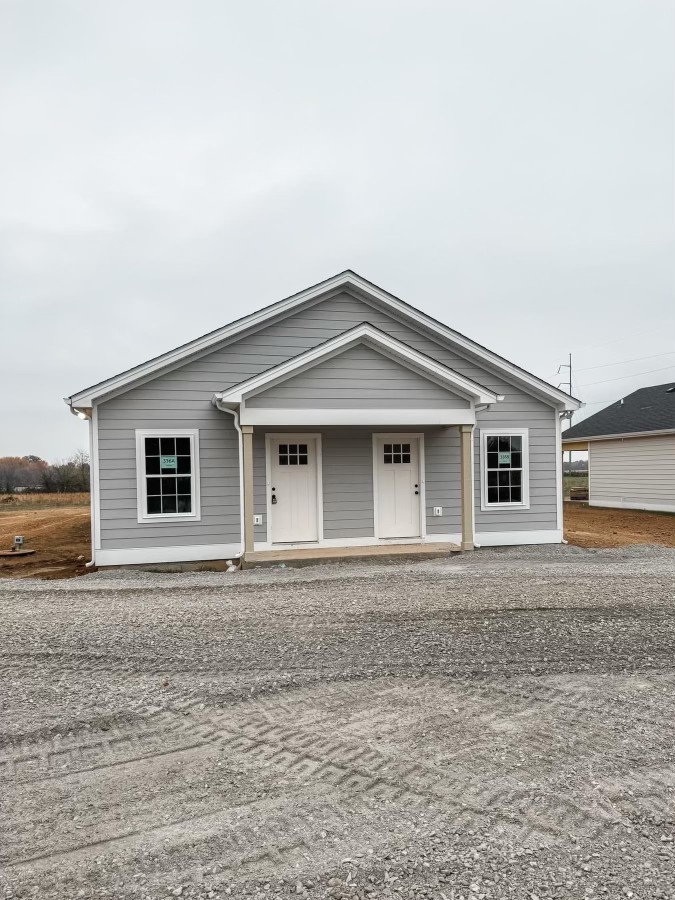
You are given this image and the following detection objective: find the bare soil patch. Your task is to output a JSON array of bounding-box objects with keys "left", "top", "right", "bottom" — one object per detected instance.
[
  {"left": 564, "top": 501, "right": 675, "bottom": 548},
  {"left": 0, "top": 503, "right": 90, "bottom": 579}
]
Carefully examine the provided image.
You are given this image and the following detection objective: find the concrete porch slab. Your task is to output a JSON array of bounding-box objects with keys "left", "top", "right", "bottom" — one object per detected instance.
[{"left": 243, "top": 541, "right": 461, "bottom": 568}]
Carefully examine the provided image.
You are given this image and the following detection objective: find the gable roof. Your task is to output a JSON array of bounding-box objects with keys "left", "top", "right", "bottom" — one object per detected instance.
[
  {"left": 214, "top": 323, "right": 500, "bottom": 407},
  {"left": 562, "top": 382, "right": 675, "bottom": 442},
  {"left": 66, "top": 270, "right": 581, "bottom": 411}
]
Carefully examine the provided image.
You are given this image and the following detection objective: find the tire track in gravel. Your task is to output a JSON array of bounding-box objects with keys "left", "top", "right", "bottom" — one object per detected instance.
[{"left": 5, "top": 674, "right": 672, "bottom": 880}]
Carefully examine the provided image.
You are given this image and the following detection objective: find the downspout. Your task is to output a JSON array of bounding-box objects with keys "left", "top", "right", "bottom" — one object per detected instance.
[{"left": 212, "top": 399, "right": 245, "bottom": 557}]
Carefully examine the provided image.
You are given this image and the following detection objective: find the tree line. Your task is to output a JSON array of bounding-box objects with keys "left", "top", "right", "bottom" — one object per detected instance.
[{"left": 0, "top": 452, "right": 90, "bottom": 493}]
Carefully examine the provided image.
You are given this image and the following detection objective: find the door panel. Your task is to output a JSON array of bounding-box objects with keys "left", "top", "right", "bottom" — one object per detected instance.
[
  {"left": 375, "top": 437, "right": 421, "bottom": 538},
  {"left": 269, "top": 438, "right": 319, "bottom": 543}
]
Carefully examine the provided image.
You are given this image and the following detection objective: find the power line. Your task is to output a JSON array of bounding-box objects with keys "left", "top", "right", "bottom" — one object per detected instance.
[
  {"left": 578, "top": 363, "right": 675, "bottom": 388},
  {"left": 576, "top": 350, "right": 675, "bottom": 372},
  {"left": 571, "top": 328, "right": 664, "bottom": 353}
]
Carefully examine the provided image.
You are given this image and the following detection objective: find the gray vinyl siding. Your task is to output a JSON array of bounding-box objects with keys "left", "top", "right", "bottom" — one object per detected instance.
[
  {"left": 424, "top": 428, "right": 462, "bottom": 535},
  {"left": 589, "top": 435, "right": 675, "bottom": 511},
  {"left": 95, "top": 289, "right": 559, "bottom": 551},
  {"left": 248, "top": 426, "right": 458, "bottom": 542},
  {"left": 246, "top": 345, "right": 469, "bottom": 409},
  {"left": 97, "top": 399, "right": 240, "bottom": 550},
  {"left": 475, "top": 398, "right": 558, "bottom": 533}
]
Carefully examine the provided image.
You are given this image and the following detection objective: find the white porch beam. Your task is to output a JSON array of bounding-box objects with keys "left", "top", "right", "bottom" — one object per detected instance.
[{"left": 238, "top": 408, "right": 477, "bottom": 426}]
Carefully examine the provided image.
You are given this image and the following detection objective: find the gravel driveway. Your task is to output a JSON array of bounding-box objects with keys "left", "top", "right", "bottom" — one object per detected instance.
[{"left": 1, "top": 545, "right": 675, "bottom": 899}]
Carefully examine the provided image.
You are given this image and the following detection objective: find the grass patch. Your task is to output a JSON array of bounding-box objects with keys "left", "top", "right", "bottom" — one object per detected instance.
[{"left": 0, "top": 492, "right": 90, "bottom": 510}]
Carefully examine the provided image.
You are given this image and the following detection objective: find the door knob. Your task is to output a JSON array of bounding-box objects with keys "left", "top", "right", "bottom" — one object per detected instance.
[{"left": 271, "top": 494, "right": 277, "bottom": 504}]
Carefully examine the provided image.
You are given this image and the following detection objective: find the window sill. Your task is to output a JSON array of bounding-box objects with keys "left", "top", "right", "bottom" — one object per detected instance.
[
  {"left": 480, "top": 502, "right": 530, "bottom": 512},
  {"left": 137, "top": 513, "right": 201, "bottom": 524}
]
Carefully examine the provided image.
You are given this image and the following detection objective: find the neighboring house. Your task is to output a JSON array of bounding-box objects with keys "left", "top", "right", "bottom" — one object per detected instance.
[
  {"left": 66, "top": 271, "right": 580, "bottom": 567},
  {"left": 562, "top": 382, "right": 675, "bottom": 513}
]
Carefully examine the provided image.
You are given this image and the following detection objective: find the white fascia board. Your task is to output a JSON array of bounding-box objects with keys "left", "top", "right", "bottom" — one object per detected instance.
[
  {"left": 215, "top": 324, "right": 499, "bottom": 406},
  {"left": 67, "top": 271, "right": 576, "bottom": 409},
  {"left": 238, "top": 408, "right": 477, "bottom": 426},
  {"left": 563, "top": 428, "right": 675, "bottom": 444}
]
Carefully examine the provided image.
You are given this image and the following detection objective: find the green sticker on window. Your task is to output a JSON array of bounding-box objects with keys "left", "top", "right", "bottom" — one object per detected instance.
[
  {"left": 498, "top": 451, "right": 511, "bottom": 465},
  {"left": 160, "top": 455, "right": 177, "bottom": 470}
]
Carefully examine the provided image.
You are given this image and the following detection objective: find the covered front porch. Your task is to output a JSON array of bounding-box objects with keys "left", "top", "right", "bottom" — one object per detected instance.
[
  {"left": 211, "top": 322, "right": 502, "bottom": 563},
  {"left": 235, "top": 423, "right": 475, "bottom": 563}
]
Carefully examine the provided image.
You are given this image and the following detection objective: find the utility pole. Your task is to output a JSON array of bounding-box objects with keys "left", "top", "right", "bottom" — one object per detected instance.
[{"left": 557, "top": 354, "right": 573, "bottom": 477}]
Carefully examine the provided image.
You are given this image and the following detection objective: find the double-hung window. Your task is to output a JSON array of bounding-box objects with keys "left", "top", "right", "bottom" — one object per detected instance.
[
  {"left": 480, "top": 428, "right": 530, "bottom": 510},
  {"left": 136, "top": 429, "right": 201, "bottom": 522}
]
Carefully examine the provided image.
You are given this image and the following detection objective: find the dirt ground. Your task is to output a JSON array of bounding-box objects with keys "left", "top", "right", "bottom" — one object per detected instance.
[
  {"left": 0, "top": 497, "right": 90, "bottom": 579},
  {"left": 564, "top": 502, "right": 675, "bottom": 548},
  {"left": 1, "top": 547, "right": 675, "bottom": 899}
]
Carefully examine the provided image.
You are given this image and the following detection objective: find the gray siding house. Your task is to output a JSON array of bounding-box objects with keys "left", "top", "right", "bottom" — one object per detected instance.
[
  {"left": 66, "top": 272, "right": 580, "bottom": 566},
  {"left": 562, "top": 382, "right": 675, "bottom": 513}
]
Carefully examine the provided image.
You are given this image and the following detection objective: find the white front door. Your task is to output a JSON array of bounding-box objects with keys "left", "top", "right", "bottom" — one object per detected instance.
[
  {"left": 375, "top": 436, "right": 422, "bottom": 538},
  {"left": 269, "top": 436, "right": 319, "bottom": 543}
]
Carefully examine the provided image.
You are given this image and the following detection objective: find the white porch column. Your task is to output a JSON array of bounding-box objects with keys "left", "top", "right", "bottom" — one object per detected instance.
[
  {"left": 241, "top": 425, "right": 255, "bottom": 557},
  {"left": 459, "top": 424, "right": 474, "bottom": 551}
]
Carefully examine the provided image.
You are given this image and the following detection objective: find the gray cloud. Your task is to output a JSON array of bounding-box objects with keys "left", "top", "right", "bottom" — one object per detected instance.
[{"left": 1, "top": 0, "right": 673, "bottom": 458}]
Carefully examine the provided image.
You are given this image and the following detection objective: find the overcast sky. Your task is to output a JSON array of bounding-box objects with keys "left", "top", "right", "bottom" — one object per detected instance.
[{"left": 1, "top": 0, "right": 673, "bottom": 460}]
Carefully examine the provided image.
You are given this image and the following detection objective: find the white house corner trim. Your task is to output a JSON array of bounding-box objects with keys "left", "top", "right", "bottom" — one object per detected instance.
[
  {"left": 91, "top": 404, "right": 101, "bottom": 557},
  {"left": 555, "top": 413, "right": 563, "bottom": 531}
]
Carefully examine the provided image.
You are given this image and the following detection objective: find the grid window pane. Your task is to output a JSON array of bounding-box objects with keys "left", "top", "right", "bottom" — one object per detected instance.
[
  {"left": 384, "top": 442, "right": 412, "bottom": 465},
  {"left": 144, "top": 434, "right": 194, "bottom": 516},
  {"left": 147, "top": 478, "right": 162, "bottom": 496},
  {"left": 484, "top": 434, "right": 525, "bottom": 506}
]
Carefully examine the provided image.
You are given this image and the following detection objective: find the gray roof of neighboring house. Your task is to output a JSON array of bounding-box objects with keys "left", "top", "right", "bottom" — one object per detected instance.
[{"left": 563, "top": 381, "right": 675, "bottom": 441}]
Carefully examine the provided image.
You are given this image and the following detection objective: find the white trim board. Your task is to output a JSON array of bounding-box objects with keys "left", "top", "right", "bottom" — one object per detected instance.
[
  {"left": 216, "top": 323, "right": 498, "bottom": 407},
  {"left": 94, "top": 543, "right": 242, "bottom": 567},
  {"left": 67, "top": 271, "right": 580, "bottom": 410},
  {"left": 91, "top": 403, "right": 101, "bottom": 552},
  {"left": 237, "top": 408, "right": 477, "bottom": 426},
  {"left": 93, "top": 529, "right": 564, "bottom": 566},
  {"left": 476, "top": 530, "right": 563, "bottom": 546},
  {"left": 555, "top": 413, "right": 563, "bottom": 532},
  {"left": 589, "top": 500, "right": 675, "bottom": 513}
]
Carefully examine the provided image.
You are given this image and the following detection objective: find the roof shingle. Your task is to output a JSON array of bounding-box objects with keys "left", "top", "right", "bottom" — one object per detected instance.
[{"left": 563, "top": 382, "right": 675, "bottom": 441}]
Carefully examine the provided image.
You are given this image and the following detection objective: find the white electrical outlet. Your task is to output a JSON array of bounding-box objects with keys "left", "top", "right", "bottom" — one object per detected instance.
[
  {"left": 253, "top": 514, "right": 263, "bottom": 526},
  {"left": 433, "top": 506, "right": 443, "bottom": 517}
]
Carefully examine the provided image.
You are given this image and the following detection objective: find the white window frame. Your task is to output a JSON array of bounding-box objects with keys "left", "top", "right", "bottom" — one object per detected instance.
[
  {"left": 135, "top": 429, "right": 201, "bottom": 523},
  {"left": 480, "top": 427, "right": 530, "bottom": 511}
]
